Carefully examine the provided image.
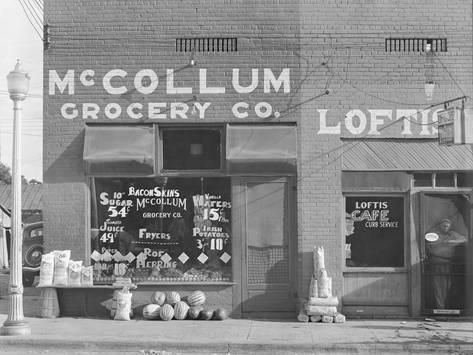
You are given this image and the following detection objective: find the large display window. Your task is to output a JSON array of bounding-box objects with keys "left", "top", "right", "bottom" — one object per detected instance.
[
  {"left": 345, "top": 196, "right": 404, "bottom": 268},
  {"left": 90, "top": 177, "right": 232, "bottom": 283}
]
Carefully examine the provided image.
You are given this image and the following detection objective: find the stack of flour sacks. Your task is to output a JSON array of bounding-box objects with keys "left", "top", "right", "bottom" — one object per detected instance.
[
  {"left": 37, "top": 250, "right": 94, "bottom": 287},
  {"left": 298, "top": 246, "right": 346, "bottom": 323}
]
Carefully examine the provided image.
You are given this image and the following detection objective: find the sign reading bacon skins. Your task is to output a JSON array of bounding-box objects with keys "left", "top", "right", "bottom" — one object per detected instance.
[{"left": 90, "top": 177, "right": 232, "bottom": 283}]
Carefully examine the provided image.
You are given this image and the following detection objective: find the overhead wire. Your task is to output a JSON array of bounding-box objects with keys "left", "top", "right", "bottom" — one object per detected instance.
[
  {"left": 17, "top": 0, "right": 43, "bottom": 40},
  {"left": 23, "top": 0, "right": 43, "bottom": 28}
]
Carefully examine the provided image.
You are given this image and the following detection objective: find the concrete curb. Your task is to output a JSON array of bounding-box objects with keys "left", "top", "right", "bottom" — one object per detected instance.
[{"left": 0, "top": 336, "right": 472, "bottom": 354}]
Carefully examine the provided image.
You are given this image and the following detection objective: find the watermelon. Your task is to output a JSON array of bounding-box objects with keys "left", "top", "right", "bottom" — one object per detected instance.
[
  {"left": 213, "top": 308, "right": 228, "bottom": 320},
  {"left": 187, "top": 290, "right": 206, "bottom": 306},
  {"left": 159, "top": 304, "right": 175, "bottom": 321},
  {"left": 166, "top": 291, "right": 181, "bottom": 305},
  {"left": 142, "top": 304, "right": 161, "bottom": 320},
  {"left": 188, "top": 306, "right": 203, "bottom": 320},
  {"left": 174, "top": 301, "right": 190, "bottom": 320},
  {"left": 199, "top": 309, "right": 213, "bottom": 320},
  {"left": 151, "top": 291, "right": 166, "bottom": 306}
]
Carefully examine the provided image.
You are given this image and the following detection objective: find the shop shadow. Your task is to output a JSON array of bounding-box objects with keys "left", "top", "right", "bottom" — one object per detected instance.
[
  {"left": 44, "top": 130, "right": 86, "bottom": 184},
  {"left": 234, "top": 257, "right": 297, "bottom": 320}
]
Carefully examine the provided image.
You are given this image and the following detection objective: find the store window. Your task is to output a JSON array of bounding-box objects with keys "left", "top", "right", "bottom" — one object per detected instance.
[
  {"left": 90, "top": 177, "right": 232, "bottom": 283},
  {"left": 345, "top": 196, "right": 404, "bottom": 268},
  {"left": 162, "top": 128, "right": 222, "bottom": 170}
]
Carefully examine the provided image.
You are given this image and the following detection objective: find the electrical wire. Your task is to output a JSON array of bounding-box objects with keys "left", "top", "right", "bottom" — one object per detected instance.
[
  {"left": 23, "top": 0, "right": 43, "bottom": 28},
  {"left": 32, "top": 0, "right": 43, "bottom": 11},
  {"left": 17, "top": 0, "right": 42, "bottom": 40},
  {"left": 432, "top": 52, "right": 471, "bottom": 100}
]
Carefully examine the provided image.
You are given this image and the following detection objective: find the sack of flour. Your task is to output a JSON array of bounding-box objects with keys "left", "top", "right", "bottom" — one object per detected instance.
[
  {"left": 53, "top": 250, "right": 71, "bottom": 286},
  {"left": 38, "top": 253, "right": 55, "bottom": 286},
  {"left": 67, "top": 260, "right": 83, "bottom": 286},
  {"left": 313, "top": 246, "right": 325, "bottom": 275},
  {"left": 114, "top": 287, "right": 133, "bottom": 321},
  {"left": 318, "top": 268, "right": 331, "bottom": 298},
  {"left": 81, "top": 266, "right": 94, "bottom": 286}
]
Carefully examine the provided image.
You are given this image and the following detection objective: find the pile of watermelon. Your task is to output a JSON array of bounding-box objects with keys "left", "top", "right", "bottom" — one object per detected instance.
[{"left": 142, "top": 290, "right": 228, "bottom": 321}]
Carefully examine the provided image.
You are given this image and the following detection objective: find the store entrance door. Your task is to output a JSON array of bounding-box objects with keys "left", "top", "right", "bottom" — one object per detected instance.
[
  {"left": 420, "top": 192, "right": 471, "bottom": 315},
  {"left": 234, "top": 177, "right": 295, "bottom": 317}
]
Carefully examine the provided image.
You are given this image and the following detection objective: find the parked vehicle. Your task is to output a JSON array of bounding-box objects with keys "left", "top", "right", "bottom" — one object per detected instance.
[
  {"left": 3, "top": 221, "right": 44, "bottom": 286},
  {"left": 22, "top": 221, "right": 43, "bottom": 286}
]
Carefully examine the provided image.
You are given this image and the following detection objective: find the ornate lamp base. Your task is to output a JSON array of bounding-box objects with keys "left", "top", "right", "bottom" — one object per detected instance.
[{"left": 1, "top": 320, "right": 31, "bottom": 336}]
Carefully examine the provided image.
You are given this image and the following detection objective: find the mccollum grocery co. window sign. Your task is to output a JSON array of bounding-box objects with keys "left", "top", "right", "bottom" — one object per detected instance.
[{"left": 90, "top": 177, "right": 232, "bottom": 283}]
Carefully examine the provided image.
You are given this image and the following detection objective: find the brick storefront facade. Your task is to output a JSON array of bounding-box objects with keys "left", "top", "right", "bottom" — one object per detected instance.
[{"left": 44, "top": 0, "right": 473, "bottom": 318}]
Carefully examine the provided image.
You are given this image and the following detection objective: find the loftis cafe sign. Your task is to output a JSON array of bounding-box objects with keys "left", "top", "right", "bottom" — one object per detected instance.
[
  {"left": 48, "top": 68, "right": 290, "bottom": 120},
  {"left": 49, "top": 68, "right": 437, "bottom": 136}
]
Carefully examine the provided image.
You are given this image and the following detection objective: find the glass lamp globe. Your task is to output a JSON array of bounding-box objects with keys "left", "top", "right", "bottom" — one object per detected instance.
[{"left": 6, "top": 60, "right": 30, "bottom": 100}]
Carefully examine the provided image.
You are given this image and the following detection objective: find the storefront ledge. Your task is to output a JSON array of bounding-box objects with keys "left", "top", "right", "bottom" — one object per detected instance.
[
  {"left": 343, "top": 267, "right": 407, "bottom": 273},
  {"left": 36, "top": 284, "right": 137, "bottom": 289},
  {"left": 136, "top": 281, "right": 236, "bottom": 286}
]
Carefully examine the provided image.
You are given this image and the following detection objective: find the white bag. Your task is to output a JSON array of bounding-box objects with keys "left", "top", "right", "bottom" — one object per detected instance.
[
  {"left": 38, "top": 253, "right": 55, "bottom": 286},
  {"left": 114, "top": 287, "right": 133, "bottom": 321},
  {"left": 81, "top": 266, "right": 94, "bottom": 286},
  {"left": 318, "top": 268, "right": 331, "bottom": 298},
  {"left": 67, "top": 260, "right": 83, "bottom": 286},
  {"left": 53, "top": 250, "right": 71, "bottom": 286},
  {"left": 313, "top": 246, "right": 325, "bottom": 275}
]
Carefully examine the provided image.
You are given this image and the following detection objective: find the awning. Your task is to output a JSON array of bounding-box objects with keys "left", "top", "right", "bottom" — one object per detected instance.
[
  {"left": 226, "top": 124, "right": 297, "bottom": 174},
  {"left": 342, "top": 140, "right": 473, "bottom": 171},
  {"left": 83, "top": 125, "right": 155, "bottom": 175}
]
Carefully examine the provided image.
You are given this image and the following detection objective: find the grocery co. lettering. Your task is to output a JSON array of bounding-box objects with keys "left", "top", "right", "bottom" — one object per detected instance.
[{"left": 49, "top": 68, "right": 290, "bottom": 120}]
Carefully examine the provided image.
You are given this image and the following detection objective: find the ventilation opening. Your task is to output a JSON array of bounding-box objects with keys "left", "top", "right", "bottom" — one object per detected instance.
[
  {"left": 176, "top": 37, "right": 238, "bottom": 52},
  {"left": 385, "top": 38, "right": 447, "bottom": 52}
]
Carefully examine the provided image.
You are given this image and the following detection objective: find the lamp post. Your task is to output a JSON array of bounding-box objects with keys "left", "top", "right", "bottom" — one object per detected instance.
[{"left": 1, "top": 60, "right": 31, "bottom": 336}]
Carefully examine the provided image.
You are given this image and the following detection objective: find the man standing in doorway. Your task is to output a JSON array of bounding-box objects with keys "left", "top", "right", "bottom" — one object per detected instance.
[{"left": 425, "top": 218, "right": 467, "bottom": 309}]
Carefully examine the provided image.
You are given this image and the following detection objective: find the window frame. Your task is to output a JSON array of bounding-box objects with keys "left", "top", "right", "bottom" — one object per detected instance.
[
  {"left": 158, "top": 124, "right": 226, "bottom": 176},
  {"left": 342, "top": 192, "right": 408, "bottom": 273}
]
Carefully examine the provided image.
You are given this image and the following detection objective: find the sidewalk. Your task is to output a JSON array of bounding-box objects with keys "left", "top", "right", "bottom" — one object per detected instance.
[{"left": 0, "top": 290, "right": 472, "bottom": 354}]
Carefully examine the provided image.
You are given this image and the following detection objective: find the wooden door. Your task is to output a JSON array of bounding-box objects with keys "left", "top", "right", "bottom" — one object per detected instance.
[{"left": 235, "top": 177, "right": 295, "bottom": 317}]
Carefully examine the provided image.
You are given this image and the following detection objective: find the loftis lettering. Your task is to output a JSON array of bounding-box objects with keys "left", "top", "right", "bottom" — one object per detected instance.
[{"left": 317, "top": 108, "right": 439, "bottom": 136}]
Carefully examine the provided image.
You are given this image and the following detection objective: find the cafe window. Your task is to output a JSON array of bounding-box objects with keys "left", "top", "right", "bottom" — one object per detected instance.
[
  {"left": 161, "top": 127, "right": 222, "bottom": 170},
  {"left": 90, "top": 177, "right": 232, "bottom": 283},
  {"left": 345, "top": 196, "right": 404, "bottom": 268}
]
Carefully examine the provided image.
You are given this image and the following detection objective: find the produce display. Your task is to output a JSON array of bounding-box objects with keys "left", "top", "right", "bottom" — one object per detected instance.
[
  {"left": 187, "top": 290, "right": 206, "bottom": 306},
  {"left": 142, "top": 304, "right": 161, "bottom": 320},
  {"left": 174, "top": 301, "right": 190, "bottom": 320},
  {"left": 212, "top": 308, "right": 228, "bottom": 321},
  {"left": 188, "top": 306, "right": 203, "bottom": 320},
  {"left": 166, "top": 291, "right": 181, "bottom": 305},
  {"left": 151, "top": 291, "right": 166, "bottom": 305},
  {"left": 159, "top": 304, "right": 175, "bottom": 321},
  {"left": 141, "top": 290, "right": 228, "bottom": 321},
  {"left": 198, "top": 309, "right": 213, "bottom": 320}
]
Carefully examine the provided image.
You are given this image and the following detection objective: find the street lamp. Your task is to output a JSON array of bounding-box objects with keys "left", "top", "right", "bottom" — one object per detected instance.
[{"left": 1, "top": 60, "right": 31, "bottom": 336}]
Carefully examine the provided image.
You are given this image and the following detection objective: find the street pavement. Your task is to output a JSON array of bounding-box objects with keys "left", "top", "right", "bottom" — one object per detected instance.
[{"left": 0, "top": 287, "right": 472, "bottom": 354}]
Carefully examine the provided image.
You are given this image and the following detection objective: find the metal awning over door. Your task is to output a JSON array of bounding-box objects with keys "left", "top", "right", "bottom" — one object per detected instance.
[
  {"left": 342, "top": 140, "right": 473, "bottom": 171},
  {"left": 226, "top": 124, "right": 297, "bottom": 174}
]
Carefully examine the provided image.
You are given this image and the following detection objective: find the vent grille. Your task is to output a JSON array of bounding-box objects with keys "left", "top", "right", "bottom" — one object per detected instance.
[
  {"left": 385, "top": 38, "right": 447, "bottom": 52},
  {"left": 176, "top": 37, "right": 238, "bottom": 52}
]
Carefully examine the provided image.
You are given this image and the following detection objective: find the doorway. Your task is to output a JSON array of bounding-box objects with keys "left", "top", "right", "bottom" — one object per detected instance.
[
  {"left": 233, "top": 177, "right": 296, "bottom": 317},
  {"left": 420, "top": 192, "right": 471, "bottom": 315}
]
